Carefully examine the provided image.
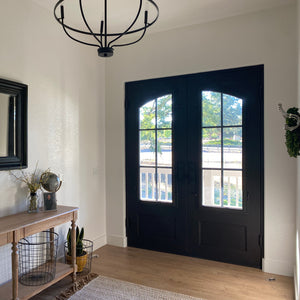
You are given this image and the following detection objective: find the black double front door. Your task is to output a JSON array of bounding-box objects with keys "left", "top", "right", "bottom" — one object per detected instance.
[{"left": 125, "top": 65, "right": 264, "bottom": 268}]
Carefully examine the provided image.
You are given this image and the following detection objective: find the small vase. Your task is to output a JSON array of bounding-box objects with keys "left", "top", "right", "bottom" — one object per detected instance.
[{"left": 28, "top": 192, "right": 39, "bottom": 213}]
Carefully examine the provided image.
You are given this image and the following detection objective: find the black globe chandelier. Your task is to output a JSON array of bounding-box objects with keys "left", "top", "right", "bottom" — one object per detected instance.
[{"left": 54, "top": 0, "right": 159, "bottom": 57}]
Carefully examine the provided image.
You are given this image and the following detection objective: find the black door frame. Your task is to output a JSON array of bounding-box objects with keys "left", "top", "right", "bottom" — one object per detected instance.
[{"left": 125, "top": 65, "right": 264, "bottom": 268}]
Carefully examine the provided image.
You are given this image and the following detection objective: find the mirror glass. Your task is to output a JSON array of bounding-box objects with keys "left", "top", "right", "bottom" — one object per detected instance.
[{"left": 0, "top": 93, "right": 16, "bottom": 157}]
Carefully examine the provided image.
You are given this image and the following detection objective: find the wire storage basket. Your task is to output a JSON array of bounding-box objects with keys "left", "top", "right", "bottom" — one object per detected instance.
[
  {"left": 18, "top": 230, "right": 59, "bottom": 286},
  {"left": 65, "top": 239, "right": 93, "bottom": 275}
]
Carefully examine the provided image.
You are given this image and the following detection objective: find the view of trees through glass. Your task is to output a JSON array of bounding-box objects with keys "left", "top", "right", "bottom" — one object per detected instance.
[
  {"left": 202, "top": 91, "right": 243, "bottom": 209},
  {"left": 138, "top": 91, "right": 243, "bottom": 209},
  {"left": 139, "top": 95, "right": 172, "bottom": 202}
]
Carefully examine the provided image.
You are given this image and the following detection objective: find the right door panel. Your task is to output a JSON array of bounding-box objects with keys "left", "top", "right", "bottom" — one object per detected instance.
[{"left": 187, "top": 66, "right": 264, "bottom": 267}]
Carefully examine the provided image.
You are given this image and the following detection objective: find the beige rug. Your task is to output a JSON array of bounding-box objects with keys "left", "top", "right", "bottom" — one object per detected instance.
[{"left": 69, "top": 275, "right": 204, "bottom": 300}]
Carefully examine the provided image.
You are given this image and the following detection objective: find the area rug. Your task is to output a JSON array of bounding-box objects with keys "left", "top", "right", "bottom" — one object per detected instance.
[
  {"left": 68, "top": 275, "right": 204, "bottom": 300},
  {"left": 56, "top": 273, "right": 99, "bottom": 299}
]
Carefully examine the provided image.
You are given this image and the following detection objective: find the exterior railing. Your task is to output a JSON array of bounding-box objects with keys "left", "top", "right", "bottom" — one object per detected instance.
[
  {"left": 203, "top": 169, "right": 242, "bottom": 209},
  {"left": 140, "top": 167, "right": 242, "bottom": 209},
  {"left": 140, "top": 168, "right": 172, "bottom": 202}
]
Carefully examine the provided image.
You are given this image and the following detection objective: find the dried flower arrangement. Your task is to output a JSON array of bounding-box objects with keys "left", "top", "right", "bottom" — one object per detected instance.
[{"left": 10, "top": 162, "right": 51, "bottom": 212}]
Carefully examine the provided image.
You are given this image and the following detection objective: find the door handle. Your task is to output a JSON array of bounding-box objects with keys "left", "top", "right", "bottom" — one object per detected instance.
[
  {"left": 188, "top": 161, "right": 197, "bottom": 184},
  {"left": 188, "top": 161, "right": 199, "bottom": 200},
  {"left": 176, "top": 162, "right": 185, "bottom": 182}
]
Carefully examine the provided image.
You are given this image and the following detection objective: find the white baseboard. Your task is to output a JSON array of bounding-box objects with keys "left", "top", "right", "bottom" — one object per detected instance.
[
  {"left": 92, "top": 234, "right": 107, "bottom": 250},
  {"left": 107, "top": 234, "right": 127, "bottom": 247},
  {"left": 295, "top": 266, "right": 299, "bottom": 300},
  {"left": 262, "top": 258, "right": 294, "bottom": 277}
]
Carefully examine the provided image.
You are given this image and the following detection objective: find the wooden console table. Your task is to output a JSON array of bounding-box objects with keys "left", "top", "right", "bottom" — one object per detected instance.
[{"left": 0, "top": 205, "right": 79, "bottom": 300}]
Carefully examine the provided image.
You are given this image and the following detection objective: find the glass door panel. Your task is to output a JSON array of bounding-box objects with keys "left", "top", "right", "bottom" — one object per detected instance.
[
  {"left": 202, "top": 128, "right": 221, "bottom": 169},
  {"left": 223, "top": 127, "right": 242, "bottom": 169},
  {"left": 139, "top": 95, "right": 173, "bottom": 203},
  {"left": 202, "top": 91, "right": 243, "bottom": 210},
  {"left": 223, "top": 170, "right": 243, "bottom": 209}
]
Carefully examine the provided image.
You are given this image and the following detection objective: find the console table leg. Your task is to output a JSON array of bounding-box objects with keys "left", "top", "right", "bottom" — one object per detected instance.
[
  {"left": 71, "top": 219, "right": 77, "bottom": 283},
  {"left": 12, "top": 231, "right": 19, "bottom": 300}
]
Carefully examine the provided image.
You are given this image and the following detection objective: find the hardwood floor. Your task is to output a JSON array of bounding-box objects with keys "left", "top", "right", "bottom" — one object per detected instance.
[{"left": 32, "top": 245, "right": 294, "bottom": 300}]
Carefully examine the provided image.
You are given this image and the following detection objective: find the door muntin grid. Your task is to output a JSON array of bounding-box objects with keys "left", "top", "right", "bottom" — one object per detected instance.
[
  {"left": 202, "top": 91, "right": 243, "bottom": 210},
  {"left": 139, "top": 94, "right": 173, "bottom": 203}
]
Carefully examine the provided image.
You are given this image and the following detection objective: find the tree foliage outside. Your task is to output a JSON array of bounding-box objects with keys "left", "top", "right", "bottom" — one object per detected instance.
[
  {"left": 139, "top": 92, "right": 243, "bottom": 206},
  {"left": 202, "top": 91, "right": 242, "bottom": 146},
  {"left": 139, "top": 95, "right": 172, "bottom": 156},
  {"left": 202, "top": 92, "right": 243, "bottom": 209},
  {"left": 139, "top": 92, "right": 243, "bottom": 159}
]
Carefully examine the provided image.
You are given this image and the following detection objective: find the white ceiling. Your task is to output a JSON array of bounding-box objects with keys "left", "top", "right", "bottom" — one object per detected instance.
[{"left": 31, "top": 0, "right": 295, "bottom": 34}]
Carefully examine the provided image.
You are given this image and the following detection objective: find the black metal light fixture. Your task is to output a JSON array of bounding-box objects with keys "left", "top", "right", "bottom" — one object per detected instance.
[{"left": 54, "top": 0, "right": 159, "bottom": 57}]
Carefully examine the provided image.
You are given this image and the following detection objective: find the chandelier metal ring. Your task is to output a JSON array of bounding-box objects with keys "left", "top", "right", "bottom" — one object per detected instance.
[{"left": 54, "top": 0, "right": 159, "bottom": 57}]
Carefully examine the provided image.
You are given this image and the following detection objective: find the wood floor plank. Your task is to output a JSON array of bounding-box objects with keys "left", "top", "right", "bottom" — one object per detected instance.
[
  {"left": 31, "top": 245, "right": 294, "bottom": 300},
  {"left": 92, "top": 246, "right": 294, "bottom": 300}
]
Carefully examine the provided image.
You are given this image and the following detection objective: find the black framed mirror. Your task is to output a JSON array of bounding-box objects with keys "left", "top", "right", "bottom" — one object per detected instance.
[{"left": 0, "top": 78, "right": 27, "bottom": 170}]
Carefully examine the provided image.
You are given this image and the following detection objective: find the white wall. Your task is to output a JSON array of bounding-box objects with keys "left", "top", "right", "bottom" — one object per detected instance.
[
  {"left": 105, "top": 4, "right": 297, "bottom": 276},
  {"left": 296, "top": 0, "right": 300, "bottom": 298},
  {"left": 0, "top": 0, "right": 106, "bottom": 283}
]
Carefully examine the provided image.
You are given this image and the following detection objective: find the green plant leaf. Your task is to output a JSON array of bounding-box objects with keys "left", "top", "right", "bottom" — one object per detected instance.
[
  {"left": 79, "top": 228, "right": 84, "bottom": 241},
  {"left": 284, "top": 107, "right": 300, "bottom": 158}
]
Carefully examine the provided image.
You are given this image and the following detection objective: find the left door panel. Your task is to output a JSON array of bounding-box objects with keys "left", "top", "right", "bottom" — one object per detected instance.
[{"left": 125, "top": 77, "right": 188, "bottom": 254}]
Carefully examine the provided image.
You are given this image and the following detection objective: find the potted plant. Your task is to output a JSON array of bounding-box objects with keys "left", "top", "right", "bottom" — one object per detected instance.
[{"left": 66, "top": 226, "right": 87, "bottom": 272}]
